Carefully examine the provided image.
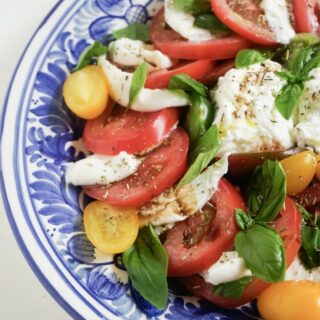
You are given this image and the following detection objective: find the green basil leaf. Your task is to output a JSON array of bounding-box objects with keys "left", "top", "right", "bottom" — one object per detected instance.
[
  {"left": 194, "top": 13, "right": 230, "bottom": 33},
  {"left": 184, "top": 92, "right": 215, "bottom": 145},
  {"left": 122, "top": 225, "right": 168, "bottom": 309},
  {"left": 173, "top": 0, "right": 211, "bottom": 15},
  {"left": 74, "top": 41, "right": 108, "bottom": 72},
  {"left": 235, "top": 49, "right": 273, "bottom": 69},
  {"left": 177, "top": 125, "right": 220, "bottom": 188},
  {"left": 291, "top": 46, "right": 315, "bottom": 76},
  {"left": 235, "top": 224, "right": 286, "bottom": 283},
  {"left": 286, "top": 33, "right": 320, "bottom": 70},
  {"left": 169, "top": 74, "right": 207, "bottom": 97},
  {"left": 299, "top": 225, "right": 320, "bottom": 269},
  {"left": 275, "top": 82, "right": 304, "bottom": 120},
  {"left": 129, "top": 63, "right": 147, "bottom": 105},
  {"left": 276, "top": 71, "right": 299, "bottom": 83},
  {"left": 113, "top": 23, "right": 150, "bottom": 42},
  {"left": 246, "top": 160, "right": 286, "bottom": 222},
  {"left": 213, "top": 276, "right": 252, "bottom": 299},
  {"left": 235, "top": 209, "right": 254, "bottom": 231}
]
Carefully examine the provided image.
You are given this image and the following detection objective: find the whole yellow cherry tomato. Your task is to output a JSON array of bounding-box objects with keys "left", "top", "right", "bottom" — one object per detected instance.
[
  {"left": 257, "top": 281, "right": 320, "bottom": 320},
  {"left": 280, "top": 151, "right": 317, "bottom": 195},
  {"left": 63, "top": 65, "right": 108, "bottom": 119},
  {"left": 84, "top": 201, "right": 139, "bottom": 254},
  {"left": 316, "top": 155, "right": 320, "bottom": 181}
]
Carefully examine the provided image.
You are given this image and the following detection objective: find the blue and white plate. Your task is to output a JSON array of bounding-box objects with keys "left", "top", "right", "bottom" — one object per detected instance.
[{"left": 1, "top": 1, "right": 262, "bottom": 319}]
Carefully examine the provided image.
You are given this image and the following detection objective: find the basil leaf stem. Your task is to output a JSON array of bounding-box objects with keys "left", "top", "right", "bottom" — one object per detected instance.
[{"left": 122, "top": 225, "right": 168, "bottom": 309}]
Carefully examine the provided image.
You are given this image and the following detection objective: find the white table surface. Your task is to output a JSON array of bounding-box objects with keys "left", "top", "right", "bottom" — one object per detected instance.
[{"left": 0, "top": 1, "right": 71, "bottom": 319}]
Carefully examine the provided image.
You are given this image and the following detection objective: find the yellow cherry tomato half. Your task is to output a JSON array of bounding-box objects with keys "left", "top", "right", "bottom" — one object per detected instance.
[
  {"left": 83, "top": 201, "right": 139, "bottom": 254},
  {"left": 257, "top": 280, "right": 320, "bottom": 320},
  {"left": 63, "top": 65, "right": 108, "bottom": 119},
  {"left": 316, "top": 155, "right": 320, "bottom": 181},
  {"left": 280, "top": 150, "right": 317, "bottom": 195}
]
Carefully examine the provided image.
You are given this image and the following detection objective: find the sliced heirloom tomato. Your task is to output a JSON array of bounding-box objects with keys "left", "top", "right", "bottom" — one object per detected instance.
[
  {"left": 145, "top": 60, "right": 216, "bottom": 89},
  {"left": 210, "top": 0, "right": 276, "bottom": 45},
  {"left": 150, "top": 9, "right": 252, "bottom": 60},
  {"left": 200, "top": 59, "right": 235, "bottom": 85},
  {"left": 182, "top": 197, "right": 302, "bottom": 308},
  {"left": 164, "top": 178, "right": 246, "bottom": 277},
  {"left": 293, "top": 0, "right": 320, "bottom": 35},
  {"left": 83, "top": 105, "right": 179, "bottom": 155},
  {"left": 84, "top": 128, "right": 188, "bottom": 207}
]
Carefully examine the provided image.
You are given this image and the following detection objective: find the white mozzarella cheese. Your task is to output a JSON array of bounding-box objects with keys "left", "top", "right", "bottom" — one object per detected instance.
[
  {"left": 213, "top": 60, "right": 295, "bottom": 156},
  {"left": 140, "top": 156, "right": 228, "bottom": 228},
  {"left": 285, "top": 257, "right": 320, "bottom": 282},
  {"left": 294, "top": 67, "right": 320, "bottom": 153},
  {"left": 109, "top": 38, "right": 174, "bottom": 70},
  {"left": 164, "top": 0, "right": 214, "bottom": 42},
  {"left": 260, "top": 0, "right": 295, "bottom": 44},
  {"left": 200, "top": 251, "right": 252, "bottom": 285},
  {"left": 65, "top": 152, "right": 142, "bottom": 186},
  {"left": 98, "top": 56, "right": 189, "bottom": 111}
]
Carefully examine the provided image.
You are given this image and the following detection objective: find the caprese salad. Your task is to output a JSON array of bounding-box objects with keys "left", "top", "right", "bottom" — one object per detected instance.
[{"left": 62, "top": 1, "right": 320, "bottom": 319}]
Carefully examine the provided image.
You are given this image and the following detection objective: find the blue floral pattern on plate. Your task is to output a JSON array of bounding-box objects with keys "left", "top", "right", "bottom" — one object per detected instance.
[{"left": 1, "top": 0, "right": 263, "bottom": 319}]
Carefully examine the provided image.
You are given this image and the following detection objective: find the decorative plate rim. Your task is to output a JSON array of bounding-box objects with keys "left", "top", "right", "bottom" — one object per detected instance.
[{"left": 0, "top": 1, "right": 100, "bottom": 319}]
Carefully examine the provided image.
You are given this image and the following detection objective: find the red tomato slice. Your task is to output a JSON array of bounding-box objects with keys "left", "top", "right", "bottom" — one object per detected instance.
[
  {"left": 150, "top": 9, "right": 252, "bottom": 60},
  {"left": 182, "top": 197, "right": 302, "bottom": 308},
  {"left": 293, "top": 0, "right": 320, "bottom": 34},
  {"left": 145, "top": 60, "right": 216, "bottom": 89},
  {"left": 82, "top": 106, "right": 179, "bottom": 155},
  {"left": 210, "top": 0, "right": 276, "bottom": 45},
  {"left": 164, "top": 178, "right": 246, "bottom": 277},
  {"left": 200, "top": 59, "right": 235, "bottom": 85},
  {"left": 83, "top": 128, "right": 188, "bottom": 207}
]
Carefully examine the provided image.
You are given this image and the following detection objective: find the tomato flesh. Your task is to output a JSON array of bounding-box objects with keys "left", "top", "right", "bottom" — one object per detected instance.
[
  {"left": 293, "top": 0, "right": 320, "bottom": 35},
  {"left": 164, "top": 178, "right": 246, "bottom": 276},
  {"left": 151, "top": 9, "right": 252, "bottom": 60},
  {"left": 182, "top": 197, "right": 302, "bottom": 308},
  {"left": 210, "top": 0, "right": 276, "bottom": 45},
  {"left": 145, "top": 60, "right": 216, "bottom": 89},
  {"left": 84, "top": 128, "right": 189, "bottom": 207},
  {"left": 82, "top": 105, "right": 179, "bottom": 155}
]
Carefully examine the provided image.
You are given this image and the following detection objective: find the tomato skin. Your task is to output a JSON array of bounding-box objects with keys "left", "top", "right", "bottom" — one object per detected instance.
[
  {"left": 84, "top": 128, "right": 188, "bottom": 207},
  {"left": 82, "top": 106, "right": 179, "bottom": 155},
  {"left": 293, "top": 0, "right": 320, "bottom": 35},
  {"left": 182, "top": 198, "right": 302, "bottom": 308},
  {"left": 281, "top": 151, "right": 317, "bottom": 196},
  {"left": 145, "top": 60, "right": 215, "bottom": 89},
  {"left": 258, "top": 281, "right": 320, "bottom": 320},
  {"left": 150, "top": 9, "right": 252, "bottom": 60},
  {"left": 200, "top": 59, "right": 235, "bottom": 85},
  {"left": 227, "top": 148, "right": 303, "bottom": 180},
  {"left": 210, "top": 0, "right": 276, "bottom": 45},
  {"left": 164, "top": 178, "right": 246, "bottom": 277},
  {"left": 83, "top": 201, "right": 139, "bottom": 254}
]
